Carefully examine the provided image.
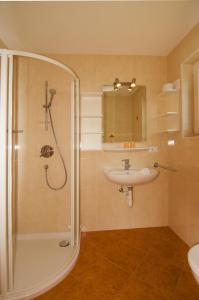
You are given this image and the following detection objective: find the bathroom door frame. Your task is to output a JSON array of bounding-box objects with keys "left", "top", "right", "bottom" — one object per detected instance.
[{"left": 0, "top": 49, "right": 80, "bottom": 297}]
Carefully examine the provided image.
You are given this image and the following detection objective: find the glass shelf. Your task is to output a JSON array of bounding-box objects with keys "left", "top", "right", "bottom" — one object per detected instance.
[
  {"left": 81, "top": 115, "right": 103, "bottom": 118},
  {"left": 158, "top": 112, "right": 178, "bottom": 118},
  {"left": 103, "top": 146, "right": 158, "bottom": 152},
  {"left": 159, "top": 129, "right": 180, "bottom": 133},
  {"left": 158, "top": 89, "right": 179, "bottom": 97}
]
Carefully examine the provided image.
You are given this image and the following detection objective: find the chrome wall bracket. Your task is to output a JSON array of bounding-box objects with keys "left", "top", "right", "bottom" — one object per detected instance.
[{"left": 154, "top": 162, "right": 177, "bottom": 172}]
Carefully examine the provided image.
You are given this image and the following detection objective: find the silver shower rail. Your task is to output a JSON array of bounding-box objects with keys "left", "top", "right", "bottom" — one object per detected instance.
[{"left": 154, "top": 162, "right": 177, "bottom": 172}]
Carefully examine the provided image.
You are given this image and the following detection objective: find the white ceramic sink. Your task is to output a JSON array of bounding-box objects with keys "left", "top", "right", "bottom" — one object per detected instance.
[{"left": 104, "top": 167, "right": 159, "bottom": 186}]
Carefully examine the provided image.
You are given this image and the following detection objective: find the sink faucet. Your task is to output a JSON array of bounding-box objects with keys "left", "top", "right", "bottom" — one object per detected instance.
[{"left": 122, "top": 159, "right": 131, "bottom": 170}]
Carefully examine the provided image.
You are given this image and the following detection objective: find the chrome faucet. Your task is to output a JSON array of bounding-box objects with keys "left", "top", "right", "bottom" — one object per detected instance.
[{"left": 122, "top": 159, "right": 131, "bottom": 170}]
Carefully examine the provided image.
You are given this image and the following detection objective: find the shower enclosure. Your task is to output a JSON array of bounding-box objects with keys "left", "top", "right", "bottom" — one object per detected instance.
[{"left": 0, "top": 50, "right": 80, "bottom": 299}]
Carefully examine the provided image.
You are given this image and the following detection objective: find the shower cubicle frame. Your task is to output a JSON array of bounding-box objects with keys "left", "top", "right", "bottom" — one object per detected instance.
[{"left": 0, "top": 49, "right": 80, "bottom": 299}]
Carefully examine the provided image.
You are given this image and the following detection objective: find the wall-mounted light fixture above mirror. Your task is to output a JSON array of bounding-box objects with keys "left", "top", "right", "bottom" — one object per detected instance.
[
  {"left": 102, "top": 84, "right": 146, "bottom": 143},
  {"left": 113, "top": 78, "right": 136, "bottom": 91}
]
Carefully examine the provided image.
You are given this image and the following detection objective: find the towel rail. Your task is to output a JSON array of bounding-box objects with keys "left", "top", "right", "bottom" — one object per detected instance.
[{"left": 154, "top": 162, "right": 176, "bottom": 172}]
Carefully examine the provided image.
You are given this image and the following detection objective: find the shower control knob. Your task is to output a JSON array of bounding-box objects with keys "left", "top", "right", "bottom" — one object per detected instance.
[{"left": 40, "top": 145, "right": 54, "bottom": 158}]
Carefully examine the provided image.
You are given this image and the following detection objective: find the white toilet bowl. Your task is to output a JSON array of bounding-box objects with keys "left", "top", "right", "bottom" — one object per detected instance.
[{"left": 188, "top": 244, "right": 199, "bottom": 284}]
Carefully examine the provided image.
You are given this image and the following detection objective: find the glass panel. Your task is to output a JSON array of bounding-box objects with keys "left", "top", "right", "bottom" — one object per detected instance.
[
  {"left": 0, "top": 54, "right": 2, "bottom": 297},
  {"left": 12, "top": 55, "right": 74, "bottom": 290},
  {"left": 0, "top": 53, "right": 9, "bottom": 296},
  {"left": 7, "top": 55, "right": 14, "bottom": 291}
]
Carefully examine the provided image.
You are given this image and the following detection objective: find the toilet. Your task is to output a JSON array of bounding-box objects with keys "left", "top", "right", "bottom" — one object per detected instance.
[{"left": 188, "top": 244, "right": 199, "bottom": 284}]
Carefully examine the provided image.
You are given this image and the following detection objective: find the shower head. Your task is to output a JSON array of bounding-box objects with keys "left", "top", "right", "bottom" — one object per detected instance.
[
  {"left": 49, "top": 89, "right": 56, "bottom": 96},
  {"left": 48, "top": 89, "right": 56, "bottom": 108}
]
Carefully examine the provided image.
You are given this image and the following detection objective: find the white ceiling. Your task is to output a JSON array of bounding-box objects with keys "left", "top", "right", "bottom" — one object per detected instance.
[{"left": 0, "top": 1, "right": 198, "bottom": 56}]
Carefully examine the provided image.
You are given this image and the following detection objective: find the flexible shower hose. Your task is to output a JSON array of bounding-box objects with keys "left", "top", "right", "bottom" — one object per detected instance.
[{"left": 44, "top": 107, "right": 67, "bottom": 190}]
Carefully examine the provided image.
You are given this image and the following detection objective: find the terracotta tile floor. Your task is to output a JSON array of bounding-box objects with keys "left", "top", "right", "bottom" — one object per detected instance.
[{"left": 35, "top": 227, "right": 199, "bottom": 300}]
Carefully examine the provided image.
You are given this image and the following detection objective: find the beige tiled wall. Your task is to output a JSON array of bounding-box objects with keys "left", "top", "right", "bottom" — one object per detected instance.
[
  {"left": 167, "top": 23, "right": 199, "bottom": 246},
  {"left": 0, "top": 38, "right": 7, "bottom": 48},
  {"left": 80, "top": 150, "right": 168, "bottom": 231},
  {"left": 14, "top": 53, "right": 169, "bottom": 233},
  {"left": 15, "top": 57, "right": 72, "bottom": 234},
  {"left": 1, "top": 22, "right": 199, "bottom": 237},
  {"left": 2, "top": 24, "right": 199, "bottom": 238},
  {"left": 49, "top": 54, "right": 169, "bottom": 231}
]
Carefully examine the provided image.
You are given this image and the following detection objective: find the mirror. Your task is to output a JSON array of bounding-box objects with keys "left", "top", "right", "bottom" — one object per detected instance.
[{"left": 102, "top": 86, "right": 146, "bottom": 143}]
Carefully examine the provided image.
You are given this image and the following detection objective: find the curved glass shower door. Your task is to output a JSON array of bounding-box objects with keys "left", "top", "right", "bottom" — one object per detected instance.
[{"left": 0, "top": 50, "right": 80, "bottom": 300}]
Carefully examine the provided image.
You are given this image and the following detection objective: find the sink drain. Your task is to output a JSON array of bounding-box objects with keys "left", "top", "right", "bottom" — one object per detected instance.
[{"left": 59, "top": 240, "right": 70, "bottom": 247}]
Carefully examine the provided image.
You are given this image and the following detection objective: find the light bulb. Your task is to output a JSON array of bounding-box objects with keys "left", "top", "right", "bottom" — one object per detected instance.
[
  {"left": 130, "top": 78, "right": 136, "bottom": 88},
  {"left": 115, "top": 78, "right": 121, "bottom": 88}
]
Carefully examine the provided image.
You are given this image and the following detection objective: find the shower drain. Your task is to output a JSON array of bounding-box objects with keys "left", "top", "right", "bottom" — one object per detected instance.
[{"left": 59, "top": 240, "right": 70, "bottom": 247}]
